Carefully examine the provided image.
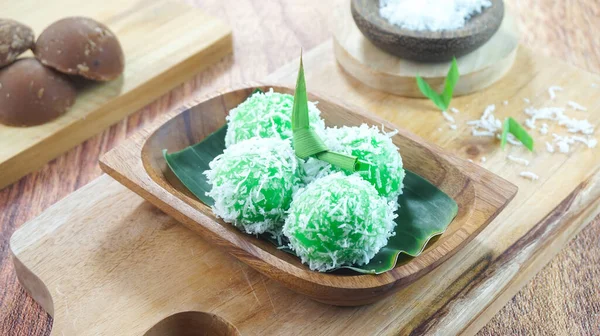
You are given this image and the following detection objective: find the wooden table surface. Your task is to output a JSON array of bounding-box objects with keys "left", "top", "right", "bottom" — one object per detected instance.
[{"left": 1, "top": 0, "right": 599, "bottom": 335}]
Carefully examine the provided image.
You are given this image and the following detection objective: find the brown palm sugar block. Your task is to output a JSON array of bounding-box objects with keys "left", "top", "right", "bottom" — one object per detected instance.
[
  {"left": 0, "top": 19, "right": 35, "bottom": 68},
  {"left": 0, "top": 58, "right": 76, "bottom": 126},
  {"left": 35, "top": 17, "right": 124, "bottom": 81}
]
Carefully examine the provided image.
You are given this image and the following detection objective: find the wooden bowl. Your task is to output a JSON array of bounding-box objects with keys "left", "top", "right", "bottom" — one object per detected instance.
[
  {"left": 100, "top": 84, "right": 517, "bottom": 306},
  {"left": 351, "top": 0, "right": 505, "bottom": 62}
]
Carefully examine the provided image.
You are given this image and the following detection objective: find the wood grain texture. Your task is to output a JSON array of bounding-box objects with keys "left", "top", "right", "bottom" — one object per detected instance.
[
  {"left": 0, "top": 0, "right": 232, "bottom": 190},
  {"left": 7, "top": 42, "right": 599, "bottom": 335},
  {"left": 334, "top": 0, "right": 519, "bottom": 97},
  {"left": 99, "top": 84, "right": 516, "bottom": 306},
  {"left": 350, "top": 0, "right": 504, "bottom": 62},
  {"left": 1, "top": 0, "right": 599, "bottom": 335}
]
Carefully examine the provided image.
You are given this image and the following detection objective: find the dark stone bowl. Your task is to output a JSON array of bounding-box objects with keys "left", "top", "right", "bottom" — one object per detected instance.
[{"left": 351, "top": 0, "right": 505, "bottom": 63}]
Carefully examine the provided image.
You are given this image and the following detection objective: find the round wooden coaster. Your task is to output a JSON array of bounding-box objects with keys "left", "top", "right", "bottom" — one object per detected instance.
[{"left": 332, "top": 0, "right": 520, "bottom": 98}]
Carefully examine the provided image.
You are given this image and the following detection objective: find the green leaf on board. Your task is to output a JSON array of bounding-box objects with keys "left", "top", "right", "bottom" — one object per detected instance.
[
  {"left": 501, "top": 117, "right": 534, "bottom": 151},
  {"left": 416, "top": 57, "right": 460, "bottom": 112},
  {"left": 164, "top": 124, "right": 458, "bottom": 274},
  {"left": 442, "top": 57, "right": 460, "bottom": 107},
  {"left": 416, "top": 76, "right": 447, "bottom": 111}
]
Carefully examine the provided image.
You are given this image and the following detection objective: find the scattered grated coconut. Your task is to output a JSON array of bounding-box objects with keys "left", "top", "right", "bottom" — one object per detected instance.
[
  {"left": 450, "top": 107, "right": 460, "bottom": 114},
  {"left": 524, "top": 106, "right": 594, "bottom": 135},
  {"left": 468, "top": 104, "right": 501, "bottom": 137},
  {"left": 507, "top": 155, "right": 530, "bottom": 166},
  {"left": 567, "top": 101, "right": 587, "bottom": 112},
  {"left": 449, "top": 124, "right": 457, "bottom": 130},
  {"left": 520, "top": 171, "right": 539, "bottom": 181},
  {"left": 523, "top": 98, "right": 531, "bottom": 104},
  {"left": 468, "top": 159, "right": 474, "bottom": 163},
  {"left": 467, "top": 105, "right": 526, "bottom": 147},
  {"left": 539, "top": 123, "right": 549, "bottom": 135},
  {"left": 472, "top": 129, "right": 496, "bottom": 137},
  {"left": 525, "top": 118, "right": 536, "bottom": 129},
  {"left": 553, "top": 134, "right": 572, "bottom": 153},
  {"left": 481, "top": 156, "right": 487, "bottom": 163},
  {"left": 545, "top": 141, "right": 555, "bottom": 153},
  {"left": 548, "top": 86, "right": 563, "bottom": 100},
  {"left": 552, "top": 133, "right": 598, "bottom": 153},
  {"left": 572, "top": 135, "right": 598, "bottom": 148},
  {"left": 442, "top": 111, "right": 455, "bottom": 123},
  {"left": 503, "top": 100, "right": 508, "bottom": 106}
]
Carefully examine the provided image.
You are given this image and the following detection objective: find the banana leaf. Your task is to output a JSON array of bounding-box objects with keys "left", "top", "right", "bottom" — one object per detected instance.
[{"left": 164, "top": 124, "right": 458, "bottom": 274}]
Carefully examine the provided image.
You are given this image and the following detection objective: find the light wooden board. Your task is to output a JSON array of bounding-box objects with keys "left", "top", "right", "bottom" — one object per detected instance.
[
  {"left": 0, "top": 0, "right": 232, "bottom": 190},
  {"left": 10, "top": 41, "right": 600, "bottom": 335},
  {"left": 333, "top": 0, "right": 519, "bottom": 97}
]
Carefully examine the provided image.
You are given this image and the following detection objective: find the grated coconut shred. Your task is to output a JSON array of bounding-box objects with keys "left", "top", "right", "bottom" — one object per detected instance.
[{"left": 520, "top": 171, "right": 539, "bottom": 181}]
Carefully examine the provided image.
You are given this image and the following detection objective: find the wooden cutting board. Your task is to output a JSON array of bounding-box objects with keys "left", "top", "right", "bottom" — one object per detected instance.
[
  {"left": 0, "top": 0, "right": 232, "bottom": 190},
  {"left": 10, "top": 41, "right": 600, "bottom": 335}
]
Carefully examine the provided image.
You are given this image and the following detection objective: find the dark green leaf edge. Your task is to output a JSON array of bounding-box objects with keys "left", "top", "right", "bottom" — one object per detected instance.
[{"left": 342, "top": 231, "right": 447, "bottom": 274}]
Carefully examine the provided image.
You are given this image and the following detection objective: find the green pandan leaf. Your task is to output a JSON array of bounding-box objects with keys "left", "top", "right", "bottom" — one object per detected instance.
[
  {"left": 501, "top": 117, "right": 534, "bottom": 151},
  {"left": 416, "top": 57, "right": 460, "bottom": 112},
  {"left": 164, "top": 123, "right": 458, "bottom": 274},
  {"left": 291, "top": 55, "right": 369, "bottom": 172},
  {"left": 416, "top": 76, "right": 447, "bottom": 111}
]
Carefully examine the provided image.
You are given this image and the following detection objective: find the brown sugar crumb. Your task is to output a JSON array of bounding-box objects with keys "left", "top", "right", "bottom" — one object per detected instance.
[{"left": 77, "top": 64, "right": 89, "bottom": 72}]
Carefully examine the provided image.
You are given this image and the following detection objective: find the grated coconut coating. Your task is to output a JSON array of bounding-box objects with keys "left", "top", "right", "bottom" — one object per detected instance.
[
  {"left": 225, "top": 88, "right": 325, "bottom": 147},
  {"left": 318, "top": 124, "right": 405, "bottom": 200},
  {"left": 283, "top": 173, "right": 397, "bottom": 272},
  {"left": 204, "top": 137, "right": 303, "bottom": 235}
]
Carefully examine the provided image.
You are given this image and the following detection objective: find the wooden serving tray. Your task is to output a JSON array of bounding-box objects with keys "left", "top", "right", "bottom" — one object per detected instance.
[
  {"left": 0, "top": 0, "right": 232, "bottom": 190},
  {"left": 99, "top": 84, "right": 517, "bottom": 306},
  {"left": 10, "top": 41, "right": 600, "bottom": 335}
]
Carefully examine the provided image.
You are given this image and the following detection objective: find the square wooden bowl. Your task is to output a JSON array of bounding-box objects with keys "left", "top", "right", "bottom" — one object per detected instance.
[{"left": 100, "top": 84, "right": 517, "bottom": 306}]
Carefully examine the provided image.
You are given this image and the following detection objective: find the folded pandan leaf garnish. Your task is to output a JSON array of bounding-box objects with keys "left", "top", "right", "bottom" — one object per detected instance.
[{"left": 291, "top": 55, "right": 370, "bottom": 172}]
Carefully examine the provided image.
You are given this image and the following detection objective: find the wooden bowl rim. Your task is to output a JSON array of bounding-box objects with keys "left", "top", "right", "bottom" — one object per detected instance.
[{"left": 351, "top": 0, "right": 505, "bottom": 40}]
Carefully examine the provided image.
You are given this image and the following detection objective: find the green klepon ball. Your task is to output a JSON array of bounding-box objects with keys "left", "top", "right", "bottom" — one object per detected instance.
[
  {"left": 205, "top": 137, "right": 303, "bottom": 235},
  {"left": 225, "top": 88, "right": 325, "bottom": 147},
  {"left": 323, "top": 124, "right": 405, "bottom": 200},
  {"left": 283, "top": 173, "right": 397, "bottom": 272}
]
